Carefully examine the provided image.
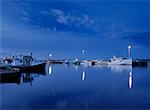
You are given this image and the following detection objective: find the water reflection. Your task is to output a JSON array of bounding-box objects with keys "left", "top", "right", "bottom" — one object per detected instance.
[
  {"left": 74, "top": 65, "right": 79, "bottom": 71},
  {"left": 82, "top": 71, "right": 86, "bottom": 81},
  {"left": 80, "top": 64, "right": 134, "bottom": 88},
  {"left": 49, "top": 65, "right": 52, "bottom": 75},
  {"left": 0, "top": 72, "right": 21, "bottom": 85},
  {"left": 0, "top": 63, "right": 143, "bottom": 89},
  {"left": 93, "top": 65, "right": 132, "bottom": 73},
  {"left": 20, "top": 73, "right": 34, "bottom": 85},
  {"left": 45, "top": 64, "right": 53, "bottom": 75},
  {"left": 108, "top": 65, "right": 132, "bottom": 73},
  {"left": 1, "top": 63, "right": 149, "bottom": 109},
  {"left": 129, "top": 72, "right": 133, "bottom": 89},
  {"left": 0, "top": 72, "right": 43, "bottom": 85}
]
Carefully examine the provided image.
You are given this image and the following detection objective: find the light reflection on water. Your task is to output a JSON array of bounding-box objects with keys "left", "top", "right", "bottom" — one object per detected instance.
[{"left": 1, "top": 63, "right": 150, "bottom": 109}]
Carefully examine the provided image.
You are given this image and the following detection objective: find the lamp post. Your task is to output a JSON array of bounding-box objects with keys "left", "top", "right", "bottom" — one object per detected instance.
[
  {"left": 128, "top": 45, "right": 131, "bottom": 58},
  {"left": 49, "top": 54, "right": 52, "bottom": 60},
  {"left": 82, "top": 49, "right": 85, "bottom": 59}
]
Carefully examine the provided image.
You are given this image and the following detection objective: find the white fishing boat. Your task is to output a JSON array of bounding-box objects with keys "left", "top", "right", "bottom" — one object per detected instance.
[
  {"left": 107, "top": 56, "right": 132, "bottom": 65},
  {"left": 94, "top": 59, "right": 108, "bottom": 65},
  {"left": 80, "top": 60, "right": 92, "bottom": 66}
]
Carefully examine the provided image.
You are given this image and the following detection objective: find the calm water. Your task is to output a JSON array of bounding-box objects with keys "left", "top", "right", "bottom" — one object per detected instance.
[{"left": 1, "top": 63, "right": 150, "bottom": 109}]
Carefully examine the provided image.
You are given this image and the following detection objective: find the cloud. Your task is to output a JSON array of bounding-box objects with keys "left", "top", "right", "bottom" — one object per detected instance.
[
  {"left": 10, "top": 2, "right": 31, "bottom": 23},
  {"left": 14, "top": 8, "right": 31, "bottom": 23},
  {"left": 21, "top": 16, "right": 31, "bottom": 23},
  {"left": 40, "top": 10, "right": 51, "bottom": 15},
  {"left": 51, "top": 9, "right": 64, "bottom": 15},
  {"left": 50, "top": 9, "right": 99, "bottom": 32}
]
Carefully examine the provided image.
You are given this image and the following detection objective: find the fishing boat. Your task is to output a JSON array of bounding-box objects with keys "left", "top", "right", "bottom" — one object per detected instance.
[
  {"left": 80, "top": 60, "right": 92, "bottom": 66},
  {"left": 12, "top": 62, "right": 46, "bottom": 73},
  {"left": 94, "top": 60, "right": 108, "bottom": 65},
  {"left": 66, "top": 58, "right": 80, "bottom": 65},
  {"left": 0, "top": 55, "right": 33, "bottom": 67},
  {"left": 0, "top": 62, "right": 46, "bottom": 74},
  {"left": 107, "top": 56, "right": 132, "bottom": 65}
]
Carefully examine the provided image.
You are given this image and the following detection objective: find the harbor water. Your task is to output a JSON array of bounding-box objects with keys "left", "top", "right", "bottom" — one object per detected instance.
[{"left": 1, "top": 62, "right": 150, "bottom": 109}]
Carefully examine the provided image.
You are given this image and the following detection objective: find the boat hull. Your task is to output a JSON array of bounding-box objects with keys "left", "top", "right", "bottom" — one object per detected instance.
[
  {"left": 12, "top": 62, "right": 46, "bottom": 73},
  {"left": 107, "top": 58, "right": 132, "bottom": 65}
]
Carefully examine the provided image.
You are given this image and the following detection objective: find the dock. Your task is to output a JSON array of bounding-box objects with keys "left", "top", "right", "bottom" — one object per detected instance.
[
  {"left": 47, "top": 60, "right": 64, "bottom": 64},
  {"left": 132, "top": 59, "right": 148, "bottom": 67}
]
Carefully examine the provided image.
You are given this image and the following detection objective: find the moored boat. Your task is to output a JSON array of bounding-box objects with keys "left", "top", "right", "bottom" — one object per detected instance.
[
  {"left": 107, "top": 56, "right": 132, "bottom": 65},
  {"left": 12, "top": 62, "right": 46, "bottom": 73},
  {"left": 80, "top": 60, "right": 92, "bottom": 66}
]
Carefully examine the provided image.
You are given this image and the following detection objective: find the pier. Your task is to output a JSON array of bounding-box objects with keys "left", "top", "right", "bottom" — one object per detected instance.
[{"left": 132, "top": 59, "right": 148, "bottom": 67}]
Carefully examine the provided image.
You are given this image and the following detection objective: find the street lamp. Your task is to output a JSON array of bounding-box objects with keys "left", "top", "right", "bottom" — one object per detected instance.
[
  {"left": 82, "top": 50, "right": 85, "bottom": 55},
  {"left": 49, "top": 54, "right": 52, "bottom": 60},
  {"left": 128, "top": 45, "right": 131, "bottom": 58},
  {"left": 82, "top": 49, "right": 85, "bottom": 59}
]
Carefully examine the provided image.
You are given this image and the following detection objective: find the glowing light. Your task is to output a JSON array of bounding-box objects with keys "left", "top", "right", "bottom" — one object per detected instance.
[
  {"left": 128, "top": 45, "right": 132, "bottom": 58},
  {"left": 128, "top": 45, "right": 131, "bottom": 49},
  {"left": 49, "top": 54, "right": 52, "bottom": 57},
  {"left": 129, "top": 72, "right": 132, "bottom": 89},
  {"left": 82, "top": 71, "right": 85, "bottom": 81},
  {"left": 82, "top": 50, "right": 85, "bottom": 55},
  {"left": 49, "top": 66, "right": 52, "bottom": 75}
]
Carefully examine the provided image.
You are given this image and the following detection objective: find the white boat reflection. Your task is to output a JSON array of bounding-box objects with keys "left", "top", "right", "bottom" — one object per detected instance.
[
  {"left": 81, "top": 63, "right": 92, "bottom": 68},
  {"left": 45, "top": 63, "right": 134, "bottom": 88},
  {"left": 80, "top": 60, "right": 92, "bottom": 67},
  {"left": 94, "top": 65, "right": 132, "bottom": 73},
  {"left": 73, "top": 65, "right": 79, "bottom": 71},
  {"left": 108, "top": 65, "right": 132, "bottom": 73}
]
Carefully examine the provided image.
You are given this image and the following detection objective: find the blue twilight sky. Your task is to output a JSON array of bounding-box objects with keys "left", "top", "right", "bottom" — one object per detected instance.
[{"left": 0, "top": 0, "right": 150, "bottom": 59}]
